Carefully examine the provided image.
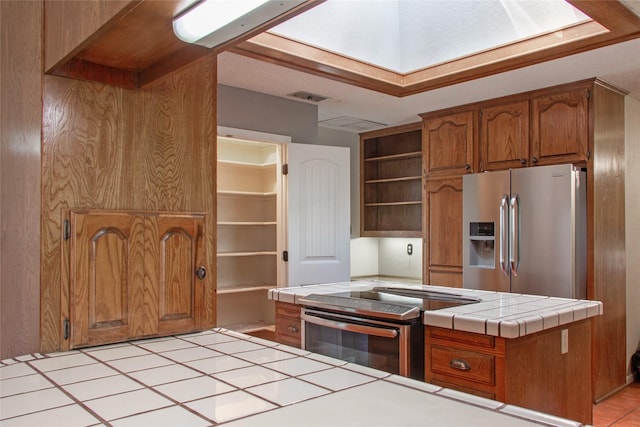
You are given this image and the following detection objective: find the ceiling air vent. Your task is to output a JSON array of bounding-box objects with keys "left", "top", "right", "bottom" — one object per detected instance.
[
  {"left": 287, "top": 91, "right": 329, "bottom": 103},
  {"left": 319, "top": 116, "right": 387, "bottom": 132}
]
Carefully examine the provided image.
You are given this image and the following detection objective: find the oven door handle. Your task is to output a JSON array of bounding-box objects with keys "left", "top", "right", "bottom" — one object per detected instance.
[{"left": 301, "top": 312, "right": 399, "bottom": 339}]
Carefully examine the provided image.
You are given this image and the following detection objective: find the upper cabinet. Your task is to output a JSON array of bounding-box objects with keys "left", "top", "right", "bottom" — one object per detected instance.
[
  {"left": 479, "top": 100, "right": 530, "bottom": 171},
  {"left": 531, "top": 86, "right": 589, "bottom": 166},
  {"left": 360, "top": 123, "right": 422, "bottom": 237},
  {"left": 477, "top": 83, "right": 590, "bottom": 171},
  {"left": 421, "top": 108, "right": 476, "bottom": 177}
]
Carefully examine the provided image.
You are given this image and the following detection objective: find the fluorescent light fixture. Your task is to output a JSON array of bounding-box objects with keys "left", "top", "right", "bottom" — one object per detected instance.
[{"left": 173, "top": 0, "right": 307, "bottom": 49}]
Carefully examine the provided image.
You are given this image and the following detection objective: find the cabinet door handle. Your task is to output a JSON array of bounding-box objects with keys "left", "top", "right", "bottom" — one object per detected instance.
[
  {"left": 195, "top": 266, "right": 207, "bottom": 280},
  {"left": 520, "top": 158, "right": 526, "bottom": 165},
  {"left": 450, "top": 358, "right": 471, "bottom": 371},
  {"left": 531, "top": 156, "right": 538, "bottom": 164},
  {"left": 287, "top": 325, "right": 299, "bottom": 333},
  {"left": 465, "top": 163, "right": 471, "bottom": 170}
]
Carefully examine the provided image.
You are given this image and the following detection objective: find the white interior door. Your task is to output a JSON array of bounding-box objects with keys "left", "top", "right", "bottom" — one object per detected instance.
[{"left": 286, "top": 143, "right": 350, "bottom": 286}]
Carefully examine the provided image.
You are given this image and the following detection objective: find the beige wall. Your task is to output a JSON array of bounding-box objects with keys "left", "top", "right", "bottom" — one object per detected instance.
[{"left": 626, "top": 95, "right": 640, "bottom": 382}]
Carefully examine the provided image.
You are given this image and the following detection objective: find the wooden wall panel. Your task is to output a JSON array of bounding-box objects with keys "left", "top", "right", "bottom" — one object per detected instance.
[
  {"left": 41, "top": 59, "right": 216, "bottom": 353},
  {"left": 0, "top": 1, "right": 43, "bottom": 359},
  {"left": 590, "top": 82, "right": 627, "bottom": 401},
  {"left": 44, "top": 0, "right": 134, "bottom": 72}
]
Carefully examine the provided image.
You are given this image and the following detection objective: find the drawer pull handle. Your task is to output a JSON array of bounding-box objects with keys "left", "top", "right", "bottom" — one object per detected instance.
[
  {"left": 450, "top": 358, "right": 471, "bottom": 371},
  {"left": 287, "top": 326, "right": 299, "bottom": 333}
]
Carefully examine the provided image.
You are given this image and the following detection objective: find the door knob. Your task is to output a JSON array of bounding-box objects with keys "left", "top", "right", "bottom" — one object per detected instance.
[{"left": 195, "top": 266, "right": 207, "bottom": 280}]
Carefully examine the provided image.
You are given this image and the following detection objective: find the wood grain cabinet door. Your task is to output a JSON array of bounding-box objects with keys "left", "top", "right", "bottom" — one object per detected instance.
[
  {"left": 68, "top": 210, "right": 208, "bottom": 349},
  {"left": 422, "top": 109, "right": 475, "bottom": 177},
  {"left": 479, "top": 100, "right": 530, "bottom": 171},
  {"left": 423, "top": 178, "right": 463, "bottom": 287},
  {"left": 69, "top": 211, "right": 145, "bottom": 348},
  {"left": 152, "top": 213, "right": 207, "bottom": 335},
  {"left": 531, "top": 87, "right": 589, "bottom": 166}
]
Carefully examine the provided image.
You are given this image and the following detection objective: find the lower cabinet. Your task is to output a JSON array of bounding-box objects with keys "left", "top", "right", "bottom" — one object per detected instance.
[
  {"left": 67, "top": 209, "right": 212, "bottom": 348},
  {"left": 425, "top": 321, "right": 593, "bottom": 424},
  {"left": 274, "top": 302, "right": 302, "bottom": 348}
]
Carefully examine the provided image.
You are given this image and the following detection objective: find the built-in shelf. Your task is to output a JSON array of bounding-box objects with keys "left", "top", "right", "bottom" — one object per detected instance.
[
  {"left": 365, "top": 176, "right": 421, "bottom": 184},
  {"left": 218, "top": 159, "right": 277, "bottom": 168},
  {"left": 217, "top": 251, "right": 277, "bottom": 257},
  {"left": 218, "top": 221, "right": 277, "bottom": 226},
  {"left": 217, "top": 136, "right": 280, "bottom": 332},
  {"left": 360, "top": 123, "right": 423, "bottom": 237},
  {"left": 217, "top": 190, "right": 277, "bottom": 197},
  {"left": 217, "top": 285, "right": 274, "bottom": 295},
  {"left": 365, "top": 201, "right": 422, "bottom": 207},
  {"left": 217, "top": 321, "right": 274, "bottom": 333},
  {"left": 364, "top": 151, "right": 422, "bottom": 162}
]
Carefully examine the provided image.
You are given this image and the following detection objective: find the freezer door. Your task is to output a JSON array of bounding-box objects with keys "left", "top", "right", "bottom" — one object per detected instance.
[
  {"left": 462, "top": 170, "right": 510, "bottom": 292},
  {"left": 510, "top": 164, "right": 586, "bottom": 298}
]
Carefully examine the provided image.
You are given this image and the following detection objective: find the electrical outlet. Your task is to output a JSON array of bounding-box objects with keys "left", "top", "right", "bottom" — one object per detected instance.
[
  {"left": 407, "top": 243, "right": 413, "bottom": 255},
  {"left": 561, "top": 329, "right": 568, "bottom": 354}
]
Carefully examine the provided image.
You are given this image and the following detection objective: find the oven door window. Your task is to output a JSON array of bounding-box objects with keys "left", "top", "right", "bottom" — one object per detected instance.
[{"left": 302, "top": 310, "right": 408, "bottom": 376}]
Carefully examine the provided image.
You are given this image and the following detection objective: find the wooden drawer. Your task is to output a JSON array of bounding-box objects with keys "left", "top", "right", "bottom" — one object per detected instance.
[
  {"left": 276, "top": 301, "right": 301, "bottom": 318},
  {"left": 275, "top": 316, "right": 301, "bottom": 348},
  {"left": 430, "top": 345, "right": 495, "bottom": 386}
]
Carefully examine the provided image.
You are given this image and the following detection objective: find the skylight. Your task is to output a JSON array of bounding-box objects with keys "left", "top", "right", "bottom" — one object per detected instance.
[{"left": 269, "top": 0, "right": 592, "bottom": 74}]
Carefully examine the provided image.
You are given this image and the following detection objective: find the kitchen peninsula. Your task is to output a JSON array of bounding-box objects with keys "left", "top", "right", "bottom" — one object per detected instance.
[
  {"left": 269, "top": 280, "right": 602, "bottom": 424},
  {"left": 1, "top": 328, "right": 587, "bottom": 427}
]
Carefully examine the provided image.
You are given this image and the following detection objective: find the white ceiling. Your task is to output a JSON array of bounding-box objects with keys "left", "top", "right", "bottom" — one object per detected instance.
[{"left": 218, "top": 27, "right": 640, "bottom": 132}]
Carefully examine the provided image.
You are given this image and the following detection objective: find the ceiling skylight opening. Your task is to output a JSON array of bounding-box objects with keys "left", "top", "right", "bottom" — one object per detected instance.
[{"left": 268, "top": 0, "right": 594, "bottom": 74}]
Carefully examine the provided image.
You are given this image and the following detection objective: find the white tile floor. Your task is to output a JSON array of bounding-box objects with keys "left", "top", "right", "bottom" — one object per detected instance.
[{"left": 0, "top": 329, "right": 381, "bottom": 427}]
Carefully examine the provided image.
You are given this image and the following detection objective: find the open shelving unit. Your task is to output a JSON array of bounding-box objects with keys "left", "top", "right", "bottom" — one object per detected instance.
[
  {"left": 216, "top": 137, "right": 282, "bottom": 332},
  {"left": 360, "top": 123, "right": 423, "bottom": 237}
]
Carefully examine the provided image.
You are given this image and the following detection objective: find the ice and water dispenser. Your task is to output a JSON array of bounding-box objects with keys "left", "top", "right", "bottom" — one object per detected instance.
[{"left": 468, "top": 222, "right": 495, "bottom": 268}]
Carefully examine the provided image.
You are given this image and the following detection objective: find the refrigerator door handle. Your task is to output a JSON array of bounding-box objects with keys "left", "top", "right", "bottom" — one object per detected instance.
[
  {"left": 510, "top": 193, "right": 520, "bottom": 277},
  {"left": 500, "top": 195, "right": 509, "bottom": 276}
]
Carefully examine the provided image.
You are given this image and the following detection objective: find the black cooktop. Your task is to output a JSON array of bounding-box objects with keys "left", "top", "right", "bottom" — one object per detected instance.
[
  {"left": 299, "top": 287, "right": 481, "bottom": 321},
  {"left": 338, "top": 287, "right": 481, "bottom": 311}
]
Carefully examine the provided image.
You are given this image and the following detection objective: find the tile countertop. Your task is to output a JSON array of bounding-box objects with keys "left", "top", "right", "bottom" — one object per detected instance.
[
  {"left": 1, "top": 329, "right": 585, "bottom": 427},
  {"left": 268, "top": 279, "right": 603, "bottom": 339}
]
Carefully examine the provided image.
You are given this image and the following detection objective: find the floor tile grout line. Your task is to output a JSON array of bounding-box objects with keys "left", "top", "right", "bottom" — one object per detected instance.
[
  {"left": 15, "top": 359, "right": 114, "bottom": 426},
  {"left": 75, "top": 331, "right": 350, "bottom": 424},
  {"left": 79, "top": 337, "right": 227, "bottom": 426}
]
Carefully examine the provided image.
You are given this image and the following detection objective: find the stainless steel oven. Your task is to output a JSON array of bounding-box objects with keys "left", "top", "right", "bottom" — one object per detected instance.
[
  {"left": 299, "top": 287, "right": 481, "bottom": 380},
  {"left": 299, "top": 292, "right": 425, "bottom": 380}
]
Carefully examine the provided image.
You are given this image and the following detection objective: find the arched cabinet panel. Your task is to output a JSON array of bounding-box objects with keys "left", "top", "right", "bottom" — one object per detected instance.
[
  {"left": 70, "top": 211, "right": 145, "bottom": 347},
  {"left": 155, "top": 215, "right": 205, "bottom": 334}
]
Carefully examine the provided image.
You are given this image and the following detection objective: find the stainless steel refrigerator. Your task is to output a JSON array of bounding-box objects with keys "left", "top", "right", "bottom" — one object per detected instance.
[{"left": 462, "top": 164, "right": 587, "bottom": 298}]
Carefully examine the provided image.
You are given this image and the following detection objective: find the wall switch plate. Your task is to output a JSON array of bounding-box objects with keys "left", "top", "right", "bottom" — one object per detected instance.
[{"left": 561, "top": 329, "right": 569, "bottom": 354}]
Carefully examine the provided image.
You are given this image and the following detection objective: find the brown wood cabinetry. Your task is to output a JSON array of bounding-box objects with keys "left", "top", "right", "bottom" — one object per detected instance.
[
  {"left": 68, "top": 209, "right": 208, "bottom": 348},
  {"left": 425, "top": 320, "right": 593, "bottom": 424},
  {"left": 531, "top": 85, "right": 589, "bottom": 166},
  {"left": 274, "top": 302, "right": 302, "bottom": 348},
  {"left": 360, "top": 123, "right": 422, "bottom": 237},
  {"left": 479, "top": 100, "right": 530, "bottom": 171},
  {"left": 423, "top": 178, "right": 463, "bottom": 287},
  {"left": 422, "top": 109, "right": 475, "bottom": 177},
  {"left": 419, "top": 79, "right": 625, "bottom": 401},
  {"left": 478, "top": 84, "right": 590, "bottom": 171}
]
